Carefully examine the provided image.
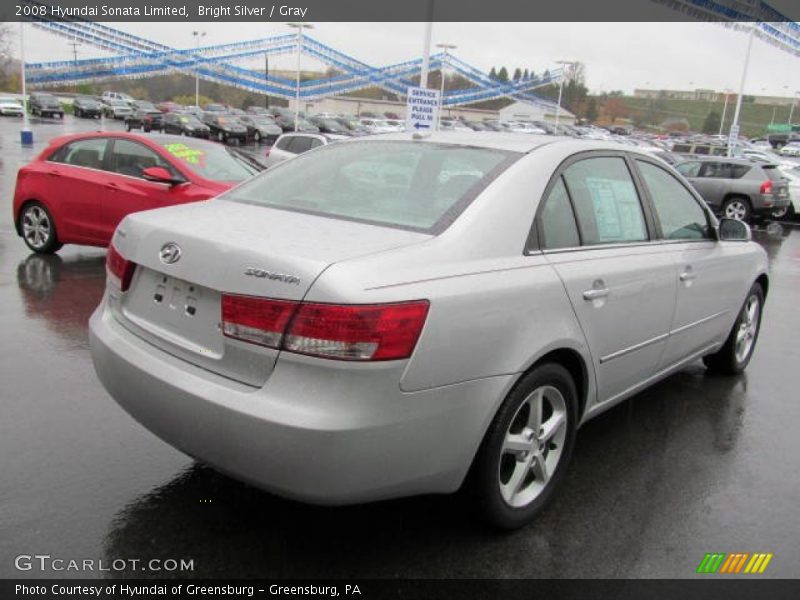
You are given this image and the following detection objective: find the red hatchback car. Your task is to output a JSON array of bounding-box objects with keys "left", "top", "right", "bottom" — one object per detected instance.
[{"left": 13, "top": 132, "right": 262, "bottom": 253}]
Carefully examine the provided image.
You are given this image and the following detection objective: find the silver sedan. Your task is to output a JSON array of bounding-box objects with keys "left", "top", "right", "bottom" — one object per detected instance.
[{"left": 90, "top": 133, "right": 768, "bottom": 529}]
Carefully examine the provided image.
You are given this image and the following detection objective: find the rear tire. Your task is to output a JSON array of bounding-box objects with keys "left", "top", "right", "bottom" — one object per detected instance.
[
  {"left": 703, "top": 283, "right": 764, "bottom": 375},
  {"left": 470, "top": 363, "right": 578, "bottom": 530},
  {"left": 722, "top": 197, "right": 752, "bottom": 222},
  {"left": 19, "top": 201, "right": 62, "bottom": 254}
]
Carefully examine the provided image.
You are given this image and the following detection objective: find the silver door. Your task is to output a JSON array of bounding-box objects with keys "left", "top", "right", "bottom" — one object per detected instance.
[{"left": 539, "top": 155, "right": 677, "bottom": 404}]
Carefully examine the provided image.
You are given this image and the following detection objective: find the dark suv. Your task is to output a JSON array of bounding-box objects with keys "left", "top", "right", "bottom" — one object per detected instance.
[
  {"left": 675, "top": 158, "right": 790, "bottom": 221},
  {"left": 30, "top": 93, "right": 64, "bottom": 119}
]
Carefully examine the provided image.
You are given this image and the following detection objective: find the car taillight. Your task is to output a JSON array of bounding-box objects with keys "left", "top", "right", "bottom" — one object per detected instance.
[
  {"left": 760, "top": 180, "right": 773, "bottom": 194},
  {"left": 106, "top": 244, "right": 136, "bottom": 292},
  {"left": 222, "top": 294, "right": 298, "bottom": 348},
  {"left": 220, "top": 295, "right": 429, "bottom": 361},
  {"left": 284, "top": 301, "right": 430, "bottom": 361}
]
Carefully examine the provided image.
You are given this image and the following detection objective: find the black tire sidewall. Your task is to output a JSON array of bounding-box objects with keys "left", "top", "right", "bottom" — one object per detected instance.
[
  {"left": 706, "top": 283, "right": 764, "bottom": 374},
  {"left": 472, "top": 363, "right": 578, "bottom": 530}
]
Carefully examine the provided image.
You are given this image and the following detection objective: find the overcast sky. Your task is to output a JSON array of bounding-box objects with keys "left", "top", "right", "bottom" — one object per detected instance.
[{"left": 12, "top": 21, "right": 800, "bottom": 97}]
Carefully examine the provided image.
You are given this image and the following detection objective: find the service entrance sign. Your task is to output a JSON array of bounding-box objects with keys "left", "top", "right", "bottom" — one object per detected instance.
[{"left": 405, "top": 86, "right": 440, "bottom": 132}]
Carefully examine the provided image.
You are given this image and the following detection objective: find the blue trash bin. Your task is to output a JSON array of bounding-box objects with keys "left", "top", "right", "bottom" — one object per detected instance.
[{"left": 20, "top": 130, "right": 34, "bottom": 145}]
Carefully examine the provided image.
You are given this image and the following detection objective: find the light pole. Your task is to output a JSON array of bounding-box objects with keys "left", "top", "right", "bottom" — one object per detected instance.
[
  {"left": 554, "top": 60, "right": 576, "bottom": 130},
  {"left": 436, "top": 43, "right": 456, "bottom": 130},
  {"left": 788, "top": 91, "right": 799, "bottom": 125},
  {"left": 728, "top": 24, "right": 756, "bottom": 157},
  {"left": 287, "top": 23, "right": 313, "bottom": 131},
  {"left": 719, "top": 88, "right": 733, "bottom": 136},
  {"left": 192, "top": 30, "right": 206, "bottom": 108},
  {"left": 19, "top": 22, "right": 32, "bottom": 145}
]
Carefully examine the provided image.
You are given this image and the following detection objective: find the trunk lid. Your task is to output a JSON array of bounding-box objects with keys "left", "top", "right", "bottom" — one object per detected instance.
[{"left": 109, "top": 199, "right": 431, "bottom": 386}]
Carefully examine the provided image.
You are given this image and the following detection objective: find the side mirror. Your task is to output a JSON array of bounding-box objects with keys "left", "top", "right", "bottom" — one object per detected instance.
[
  {"left": 142, "top": 166, "right": 182, "bottom": 185},
  {"left": 717, "top": 218, "right": 752, "bottom": 241}
]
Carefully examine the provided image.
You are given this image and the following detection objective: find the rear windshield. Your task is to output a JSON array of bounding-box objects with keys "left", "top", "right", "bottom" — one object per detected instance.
[
  {"left": 223, "top": 141, "right": 517, "bottom": 233},
  {"left": 763, "top": 166, "right": 784, "bottom": 181}
]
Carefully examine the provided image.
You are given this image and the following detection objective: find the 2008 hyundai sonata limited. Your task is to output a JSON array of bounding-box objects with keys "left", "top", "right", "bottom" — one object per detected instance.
[{"left": 90, "top": 132, "right": 768, "bottom": 529}]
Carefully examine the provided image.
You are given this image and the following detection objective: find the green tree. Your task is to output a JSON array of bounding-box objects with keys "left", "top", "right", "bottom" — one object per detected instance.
[
  {"left": 512, "top": 68, "right": 522, "bottom": 82},
  {"left": 702, "top": 111, "right": 722, "bottom": 134},
  {"left": 585, "top": 97, "right": 598, "bottom": 122},
  {"left": 489, "top": 67, "right": 497, "bottom": 80},
  {"left": 497, "top": 67, "right": 509, "bottom": 83},
  {"left": 523, "top": 68, "right": 529, "bottom": 80}
]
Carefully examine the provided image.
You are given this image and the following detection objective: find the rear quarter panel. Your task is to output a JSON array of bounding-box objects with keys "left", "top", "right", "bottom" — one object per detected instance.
[{"left": 305, "top": 144, "right": 595, "bottom": 400}]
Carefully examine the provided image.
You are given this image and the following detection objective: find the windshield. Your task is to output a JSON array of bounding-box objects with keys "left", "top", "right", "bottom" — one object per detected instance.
[
  {"left": 179, "top": 115, "right": 203, "bottom": 126},
  {"left": 223, "top": 141, "right": 516, "bottom": 233},
  {"left": 160, "top": 141, "right": 261, "bottom": 182}
]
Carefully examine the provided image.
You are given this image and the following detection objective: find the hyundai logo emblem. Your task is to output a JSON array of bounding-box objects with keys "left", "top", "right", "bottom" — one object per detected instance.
[{"left": 159, "top": 242, "right": 182, "bottom": 265}]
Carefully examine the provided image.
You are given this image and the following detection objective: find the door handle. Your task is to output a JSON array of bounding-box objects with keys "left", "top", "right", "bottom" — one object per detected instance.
[
  {"left": 583, "top": 287, "right": 609, "bottom": 301},
  {"left": 679, "top": 267, "right": 697, "bottom": 282},
  {"left": 104, "top": 182, "right": 120, "bottom": 190},
  {"left": 46, "top": 170, "right": 61, "bottom": 177}
]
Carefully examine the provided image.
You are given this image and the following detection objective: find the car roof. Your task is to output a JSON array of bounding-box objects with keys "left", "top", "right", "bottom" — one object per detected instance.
[
  {"left": 45, "top": 131, "right": 221, "bottom": 151},
  {"left": 341, "top": 131, "right": 573, "bottom": 153}
]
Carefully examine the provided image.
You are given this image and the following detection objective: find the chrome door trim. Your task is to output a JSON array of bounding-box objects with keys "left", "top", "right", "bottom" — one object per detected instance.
[
  {"left": 599, "top": 333, "right": 669, "bottom": 364},
  {"left": 669, "top": 309, "right": 730, "bottom": 336},
  {"left": 598, "top": 309, "right": 729, "bottom": 365}
]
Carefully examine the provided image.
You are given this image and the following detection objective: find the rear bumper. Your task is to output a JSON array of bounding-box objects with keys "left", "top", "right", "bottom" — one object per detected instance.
[
  {"left": 89, "top": 302, "right": 510, "bottom": 505},
  {"left": 753, "top": 194, "right": 790, "bottom": 214}
]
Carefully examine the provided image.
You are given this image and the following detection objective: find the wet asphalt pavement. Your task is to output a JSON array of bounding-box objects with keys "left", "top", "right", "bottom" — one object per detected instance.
[{"left": 1, "top": 115, "right": 799, "bottom": 580}]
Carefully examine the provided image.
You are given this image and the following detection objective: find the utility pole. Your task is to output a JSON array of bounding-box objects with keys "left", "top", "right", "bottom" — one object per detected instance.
[
  {"left": 436, "top": 43, "right": 456, "bottom": 130},
  {"left": 69, "top": 41, "right": 80, "bottom": 64},
  {"left": 419, "top": 0, "right": 434, "bottom": 89},
  {"left": 265, "top": 54, "right": 270, "bottom": 109},
  {"left": 728, "top": 24, "right": 756, "bottom": 157},
  {"left": 554, "top": 60, "right": 576, "bottom": 130},
  {"left": 287, "top": 23, "right": 313, "bottom": 131},
  {"left": 192, "top": 31, "right": 206, "bottom": 108}
]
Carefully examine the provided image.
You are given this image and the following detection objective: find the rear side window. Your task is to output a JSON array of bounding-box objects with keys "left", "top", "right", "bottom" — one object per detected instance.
[
  {"left": 763, "top": 166, "right": 783, "bottom": 181},
  {"left": 49, "top": 138, "right": 107, "bottom": 169},
  {"left": 225, "top": 141, "right": 515, "bottom": 233},
  {"left": 288, "top": 136, "right": 315, "bottom": 154},
  {"left": 676, "top": 162, "right": 701, "bottom": 178},
  {"left": 275, "top": 137, "right": 294, "bottom": 151},
  {"left": 562, "top": 157, "right": 648, "bottom": 245},
  {"left": 730, "top": 164, "right": 751, "bottom": 179},
  {"left": 539, "top": 178, "right": 580, "bottom": 249},
  {"left": 636, "top": 160, "right": 710, "bottom": 240}
]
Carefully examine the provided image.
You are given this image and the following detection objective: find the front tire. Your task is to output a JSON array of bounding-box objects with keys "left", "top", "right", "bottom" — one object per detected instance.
[
  {"left": 471, "top": 363, "right": 577, "bottom": 529},
  {"left": 703, "top": 283, "right": 764, "bottom": 374},
  {"left": 19, "top": 201, "right": 62, "bottom": 254}
]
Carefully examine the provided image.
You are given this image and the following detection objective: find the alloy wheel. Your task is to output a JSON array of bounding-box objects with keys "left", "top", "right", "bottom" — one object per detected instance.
[
  {"left": 725, "top": 200, "right": 748, "bottom": 221},
  {"left": 22, "top": 205, "right": 52, "bottom": 250},
  {"left": 498, "top": 385, "right": 568, "bottom": 508},
  {"left": 735, "top": 294, "right": 760, "bottom": 364}
]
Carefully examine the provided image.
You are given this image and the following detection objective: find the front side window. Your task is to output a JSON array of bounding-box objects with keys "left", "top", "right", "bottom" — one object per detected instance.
[
  {"left": 50, "top": 138, "right": 108, "bottom": 170},
  {"left": 636, "top": 160, "right": 710, "bottom": 240},
  {"left": 225, "top": 141, "right": 515, "bottom": 232},
  {"left": 562, "top": 157, "right": 648, "bottom": 245},
  {"left": 109, "top": 140, "right": 171, "bottom": 178}
]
